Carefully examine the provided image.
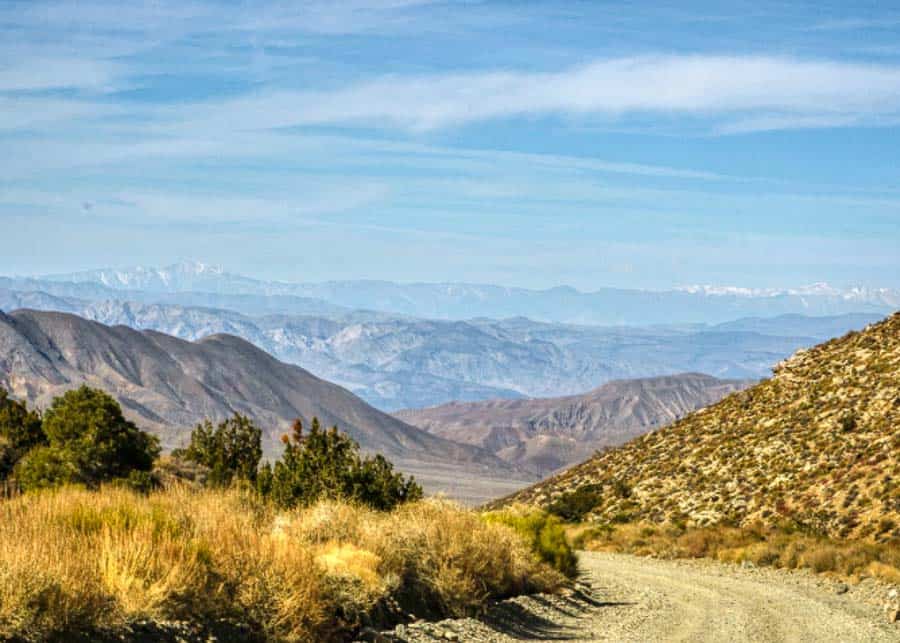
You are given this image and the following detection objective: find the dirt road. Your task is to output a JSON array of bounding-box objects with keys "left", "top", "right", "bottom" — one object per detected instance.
[
  {"left": 379, "top": 551, "right": 900, "bottom": 642},
  {"left": 575, "top": 552, "right": 899, "bottom": 642}
]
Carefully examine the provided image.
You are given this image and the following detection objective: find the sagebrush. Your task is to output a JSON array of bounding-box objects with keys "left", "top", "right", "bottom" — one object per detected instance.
[{"left": 578, "top": 521, "right": 900, "bottom": 584}]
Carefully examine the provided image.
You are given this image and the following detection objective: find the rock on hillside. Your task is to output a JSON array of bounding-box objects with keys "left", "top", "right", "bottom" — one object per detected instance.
[
  {"left": 0, "top": 309, "right": 526, "bottom": 493},
  {"left": 395, "top": 374, "right": 750, "bottom": 475},
  {"left": 494, "top": 312, "right": 900, "bottom": 541}
]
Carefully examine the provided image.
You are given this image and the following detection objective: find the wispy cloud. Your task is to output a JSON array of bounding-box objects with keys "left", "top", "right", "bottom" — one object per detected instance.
[
  {"left": 715, "top": 113, "right": 879, "bottom": 135},
  {"left": 0, "top": 96, "right": 117, "bottom": 130},
  {"left": 0, "top": 58, "right": 122, "bottom": 92},
  {"left": 12, "top": 54, "right": 900, "bottom": 137},
  {"left": 808, "top": 17, "right": 900, "bottom": 32},
  {"left": 4, "top": 0, "right": 451, "bottom": 39},
  {"left": 0, "top": 182, "right": 393, "bottom": 224},
  {"left": 3, "top": 130, "right": 728, "bottom": 183},
  {"left": 163, "top": 55, "right": 900, "bottom": 134}
]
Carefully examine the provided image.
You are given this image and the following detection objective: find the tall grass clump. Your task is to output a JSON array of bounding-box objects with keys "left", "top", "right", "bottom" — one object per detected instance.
[
  {"left": 484, "top": 504, "right": 579, "bottom": 579},
  {"left": 0, "top": 486, "right": 565, "bottom": 642}
]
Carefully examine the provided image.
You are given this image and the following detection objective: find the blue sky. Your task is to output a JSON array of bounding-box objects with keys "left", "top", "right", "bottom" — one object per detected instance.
[{"left": 2, "top": 0, "right": 900, "bottom": 290}]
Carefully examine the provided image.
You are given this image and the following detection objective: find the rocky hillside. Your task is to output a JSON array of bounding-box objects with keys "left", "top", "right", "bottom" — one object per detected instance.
[
  {"left": 495, "top": 312, "right": 900, "bottom": 541},
  {"left": 395, "top": 374, "right": 749, "bottom": 475},
  {"left": 0, "top": 310, "right": 527, "bottom": 495}
]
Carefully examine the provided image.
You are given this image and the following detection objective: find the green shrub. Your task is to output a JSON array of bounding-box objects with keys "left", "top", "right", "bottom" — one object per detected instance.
[
  {"left": 173, "top": 414, "right": 262, "bottom": 486},
  {"left": 14, "top": 386, "right": 159, "bottom": 491},
  {"left": 13, "top": 445, "right": 74, "bottom": 490},
  {"left": 0, "top": 389, "right": 44, "bottom": 479},
  {"left": 260, "top": 418, "right": 422, "bottom": 511},
  {"left": 112, "top": 469, "right": 157, "bottom": 494},
  {"left": 611, "top": 478, "right": 632, "bottom": 498},
  {"left": 485, "top": 506, "right": 578, "bottom": 577},
  {"left": 547, "top": 484, "right": 603, "bottom": 522},
  {"left": 840, "top": 412, "right": 858, "bottom": 433}
]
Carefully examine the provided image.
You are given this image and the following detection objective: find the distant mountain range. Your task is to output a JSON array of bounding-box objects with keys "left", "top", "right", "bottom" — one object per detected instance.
[
  {"left": 0, "top": 309, "right": 530, "bottom": 500},
  {"left": 0, "top": 275, "right": 347, "bottom": 318},
  {"left": 33, "top": 261, "right": 899, "bottom": 325},
  {"left": 395, "top": 374, "right": 750, "bottom": 475},
  {"left": 0, "top": 289, "right": 882, "bottom": 410},
  {"left": 0, "top": 262, "right": 892, "bottom": 411}
]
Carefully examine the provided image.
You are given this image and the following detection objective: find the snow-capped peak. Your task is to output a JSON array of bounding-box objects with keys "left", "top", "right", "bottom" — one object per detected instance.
[
  {"left": 44, "top": 261, "right": 228, "bottom": 291},
  {"left": 676, "top": 282, "right": 899, "bottom": 304},
  {"left": 166, "top": 260, "right": 224, "bottom": 276}
]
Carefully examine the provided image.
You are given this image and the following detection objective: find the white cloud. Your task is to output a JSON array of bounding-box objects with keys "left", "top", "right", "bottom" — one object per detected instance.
[
  {"left": 0, "top": 96, "right": 116, "bottom": 130},
  {"left": 808, "top": 17, "right": 900, "bottom": 32},
  {"left": 408, "top": 144, "right": 725, "bottom": 180},
  {"left": 5, "top": 0, "right": 447, "bottom": 39},
  {"left": 2, "top": 129, "right": 728, "bottom": 183},
  {"left": 0, "top": 58, "right": 122, "bottom": 91},
  {"left": 111, "top": 186, "right": 392, "bottom": 221},
  {"left": 175, "top": 55, "right": 900, "bottom": 133},
  {"left": 0, "top": 183, "right": 392, "bottom": 224}
]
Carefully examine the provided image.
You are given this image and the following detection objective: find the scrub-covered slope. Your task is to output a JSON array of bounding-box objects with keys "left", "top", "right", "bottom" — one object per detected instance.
[{"left": 497, "top": 313, "right": 900, "bottom": 541}]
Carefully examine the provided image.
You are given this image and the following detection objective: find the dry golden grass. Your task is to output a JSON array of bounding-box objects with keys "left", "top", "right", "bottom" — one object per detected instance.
[
  {"left": 0, "top": 486, "right": 564, "bottom": 642},
  {"left": 579, "top": 521, "right": 900, "bottom": 584}
]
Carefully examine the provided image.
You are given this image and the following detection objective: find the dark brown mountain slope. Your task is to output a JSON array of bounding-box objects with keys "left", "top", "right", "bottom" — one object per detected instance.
[
  {"left": 494, "top": 312, "right": 900, "bottom": 541},
  {"left": 0, "top": 309, "right": 527, "bottom": 494},
  {"left": 395, "top": 374, "right": 750, "bottom": 475}
]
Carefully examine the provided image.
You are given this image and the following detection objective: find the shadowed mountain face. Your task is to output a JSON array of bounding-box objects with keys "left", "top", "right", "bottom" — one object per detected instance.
[
  {"left": 395, "top": 374, "right": 750, "bottom": 475},
  {"left": 0, "top": 309, "right": 530, "bottom": 498},
  {"left": 493, "top": 312, "right": 900, "bottom": 540}
]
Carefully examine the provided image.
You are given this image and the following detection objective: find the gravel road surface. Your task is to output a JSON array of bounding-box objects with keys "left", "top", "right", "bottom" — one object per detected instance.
[{"left": 375, "top": 551, "right": 900, "bottom": 642}]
